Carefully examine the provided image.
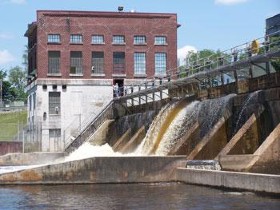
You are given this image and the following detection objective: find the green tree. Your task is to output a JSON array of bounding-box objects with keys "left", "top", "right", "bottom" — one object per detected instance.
[
  {"left": 0, "top": 69, "right": 17, "bottom": 102},
  {"left": 9, "top": 66, "right": 26, "bottom": 89},
  {"left": 2, "top": 80, "right": 17, "bottom": 101},
  {"left": 182, "top": 49, "right": 227, "bottom": 76},
  {"left": 0, "top": 69, "right": 7, "bottom": 80},
  {"left": 8, "top": 66, "right": 27, "bottom": 101}
]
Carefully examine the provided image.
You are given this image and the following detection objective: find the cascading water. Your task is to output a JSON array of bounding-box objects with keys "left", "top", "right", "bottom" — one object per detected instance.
[
  {"left": 64, "top": 142, "right": 123, "bottom": 162},
  {"left": 155, "top": 101, "right": 200, "bottom": 155},
  {"left": 198, "top": 94, "right": 235, "bottom": 138},
  {"left": 136, "top": 99, "right": 200, "bottom": 155},
  {"left": 232, "top": 90, "right": 262, "bottom": 135},
  {"left": 135, "top": 102, "right": 178, "bottom": 155},
  {"left": 136, "top": 94, "right": 235, "bottom": 156}
]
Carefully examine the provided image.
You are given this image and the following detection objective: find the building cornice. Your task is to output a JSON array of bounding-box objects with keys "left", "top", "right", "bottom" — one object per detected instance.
[{"left": 37, "top": 10, "right": 177, "bottom": 19}]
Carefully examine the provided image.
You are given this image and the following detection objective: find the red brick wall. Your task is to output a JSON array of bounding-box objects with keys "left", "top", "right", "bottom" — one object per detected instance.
[
  {"left": 34, "top": 10, "right": 178, "bottom": 79},
  {"left": 0, "top": 142, "right": 22, "bottom": 156}
]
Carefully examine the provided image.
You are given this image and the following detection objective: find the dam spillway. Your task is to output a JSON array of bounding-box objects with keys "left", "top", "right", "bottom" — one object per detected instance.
[{"left": 0, "top": 87, "right": 280, "bottom": 195}]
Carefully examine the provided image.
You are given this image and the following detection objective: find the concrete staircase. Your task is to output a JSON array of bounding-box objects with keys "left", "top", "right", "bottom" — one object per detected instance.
[{"left": 64, "top": 100, "right": 114, "bottom": 153}]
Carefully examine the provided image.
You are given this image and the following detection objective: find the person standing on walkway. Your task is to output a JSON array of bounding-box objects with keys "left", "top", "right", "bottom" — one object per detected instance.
[{"left": 113, "top": 83, "right": 119, "bottom": 97}]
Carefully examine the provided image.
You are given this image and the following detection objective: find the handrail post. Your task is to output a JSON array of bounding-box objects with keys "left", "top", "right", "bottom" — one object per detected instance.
[
  {"left": 138, "top": 85, "right": 141, "bottom": 105},
  {"left": 145, "top": 82, "right": 148, "bottom": 103},
  {"left": 131, "top": 86, "right": 134, "bottom": 106}
]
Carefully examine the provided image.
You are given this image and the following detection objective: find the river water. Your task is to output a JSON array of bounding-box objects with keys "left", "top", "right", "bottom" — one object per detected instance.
[{"left": 0, "top": 182, "right": 279, "bottom": 210}]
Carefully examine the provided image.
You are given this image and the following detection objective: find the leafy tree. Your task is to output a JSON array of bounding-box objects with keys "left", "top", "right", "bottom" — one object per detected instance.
[
  {"left": 9, "top": 66, "right": 26, "bottom": 89},
  {"left": 1, "top": 69, "right": 15, "bottom": 102},
  {"left": 8, "top": 66, "right": 27, "bottom": 101},
  {"left": 2, "top": 80, "right": 17, "bottom": 101},
  {"left": 179, "top": 49, "right": 227, "bottom": 77},
  {"left": 0, "top": 69, "right": 7, "bottom": 80}
]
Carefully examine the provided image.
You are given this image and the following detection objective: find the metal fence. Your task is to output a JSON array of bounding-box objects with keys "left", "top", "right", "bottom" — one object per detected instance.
[{"left": 0, "top": 122, "right": 25, "bottom": 142}]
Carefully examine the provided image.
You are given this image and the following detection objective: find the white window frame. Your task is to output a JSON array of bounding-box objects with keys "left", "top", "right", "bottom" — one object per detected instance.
[
  {"left": 48, "top": 34, "right": 61, "bottom": 43},
  {"left": 134, "top": 35, "right": 146, "bottom": 45},
  {"left": 134, "top": 52, "right": 146, "bottom": 75},
  {"left": 92, "top": 35, "right": 104, "bottom": 44},
  {"left": 70, "top": 34, "right": 83, "bottom": 44},
  {"left": 155, "top": 52, "right": 167, "bottom": 75},
  {"left": 113, "top": 35, "right": 125, "bottom": 44},
  {"left": 155, "top": 36, "right": 167, "bottom": 45}
]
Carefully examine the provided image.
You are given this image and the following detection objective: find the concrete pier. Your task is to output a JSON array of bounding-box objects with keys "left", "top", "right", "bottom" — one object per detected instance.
[
  {"left": 0, "top": 156, "right": 185, "bottom": 184},
  {"left": 176, "top": 168, "right": 280, "bottom": 194},
  {"left": 0, "top": 155, "right": 279, "bottom": 195}
]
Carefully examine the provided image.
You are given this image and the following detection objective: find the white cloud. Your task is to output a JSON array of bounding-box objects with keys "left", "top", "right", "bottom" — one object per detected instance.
[
  {"left": 0, "top": 33, "right": 13, "bottom": 40},
  {"left": 9, "top": 0, "right": 26, "bottom": 4},
  {"left": 177, "top": 45, "right": 197, "bottom": 65},
  {"left": 215, "top": 0, "right": 249, "bottom": 5},
  {"left": 0, "top": 50, "right": 15, "bottom": 65}
]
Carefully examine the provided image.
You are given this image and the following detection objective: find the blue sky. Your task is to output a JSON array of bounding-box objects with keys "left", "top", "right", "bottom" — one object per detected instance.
[{"left": 0, "top": 0, "right": 279, "bottom": 69}]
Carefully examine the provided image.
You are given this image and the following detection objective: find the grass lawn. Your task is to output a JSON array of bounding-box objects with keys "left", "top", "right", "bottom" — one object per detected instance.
[{"left": 0, "top": 110, "right": 27, "bottom": 141}]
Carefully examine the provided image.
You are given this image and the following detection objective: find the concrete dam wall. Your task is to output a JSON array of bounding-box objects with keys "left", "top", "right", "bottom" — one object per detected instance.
[
  {"left": 107, "top": 87, "right": 280, "bottom": 174},
  {"left": 0, "top": 88, "right": 279, "bottom": 194}
]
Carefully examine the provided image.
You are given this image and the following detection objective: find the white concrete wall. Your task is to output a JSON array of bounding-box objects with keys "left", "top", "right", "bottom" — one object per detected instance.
[{"left": 27, "top": 79, "right": 114, "bottom": 152}]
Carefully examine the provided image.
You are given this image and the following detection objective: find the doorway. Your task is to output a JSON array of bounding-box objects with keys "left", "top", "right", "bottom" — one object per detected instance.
[{"left": 113, "top": 79, "right": 124, "bottom": 97}]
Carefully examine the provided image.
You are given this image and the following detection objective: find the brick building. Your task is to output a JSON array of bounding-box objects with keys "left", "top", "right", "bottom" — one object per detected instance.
[{"left": 25, "top": 10, "right": 179, "bottom": 152}]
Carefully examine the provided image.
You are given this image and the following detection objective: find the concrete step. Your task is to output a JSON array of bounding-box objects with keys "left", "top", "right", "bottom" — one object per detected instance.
[{"left": 219, "top": 154, "right": 257, "bottom": 171}]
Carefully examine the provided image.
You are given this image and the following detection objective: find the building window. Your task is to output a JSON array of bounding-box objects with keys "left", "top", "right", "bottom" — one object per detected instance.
[
  {"left": 155, "top": 52, "right": 167, "bottom": 75},
  {"left": 113, "top": 52, "right": 125, "bottom": 74},
  {"left": 92, "top": 35, "right": 104, "bottom": 44},
  {"left": 134, "top": 52, "right": 146, "bottom": 75},
  {"left": 134, "top": 36, "right": 146, "bottom": 45},
  {"left": 48, "top": 51, "right": 60, "bottom": 74},
  {"left": 113, "top": 35, "right": 125, "bottom": 44},
  {"left": 92, "top": 52, "right": 104, "bottom": 74},
  {"left": 70, "top": 34, "right": 83, "bottom": 44},
  {"left": 155, "top": 36, "right": 167, "bottom": 45},
  {"left": 49, "top": 129, "right": 61, "bottom": 151},
  {"left": 49, "top": 92, "right": 60, "bottom": 115},
  {"left": 48, "top": 34, "right": 61, "bottom": 43},
  {"left": 70, "top": 51, "right": 83, "bottom": 75}
]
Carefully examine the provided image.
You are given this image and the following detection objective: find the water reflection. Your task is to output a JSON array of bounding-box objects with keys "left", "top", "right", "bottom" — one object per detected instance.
[{"left": 0, "top": 183, "right": 279, "bottom": 210}]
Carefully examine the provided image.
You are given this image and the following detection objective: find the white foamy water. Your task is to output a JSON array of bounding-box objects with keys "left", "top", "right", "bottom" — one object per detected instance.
[
  {"left": 0, "top": 143, "right": 139, "bottom": 174},
  {"left": 64, "top": 142, "right": 139, "bottom": 162}
]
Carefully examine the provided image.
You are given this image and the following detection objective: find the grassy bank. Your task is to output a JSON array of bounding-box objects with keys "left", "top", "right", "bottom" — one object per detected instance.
[{"left": 0, "top": 110, "right": 27, "bottom": 141}]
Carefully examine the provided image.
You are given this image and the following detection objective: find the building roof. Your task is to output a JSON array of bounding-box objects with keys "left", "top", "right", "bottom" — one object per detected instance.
[
  {"left": 24, "top": 22, "right": 37, "bottom": 37},
  {"left": 37, "top": 10, "right": 177, "bottom": 19},
  {"left": 24, "top": 10, "right": 180, "bottom": 37}
]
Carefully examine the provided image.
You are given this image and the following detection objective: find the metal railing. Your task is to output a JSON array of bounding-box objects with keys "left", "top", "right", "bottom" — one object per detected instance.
[
  {"left": 64, "top": 31, "right": 280, "bottom": 152},
  {"left": 64, "top": 100, "right": 114, "bottom": 152},
  {"left": 122, "top": 31, "right": 280, "bottom": 97}
]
